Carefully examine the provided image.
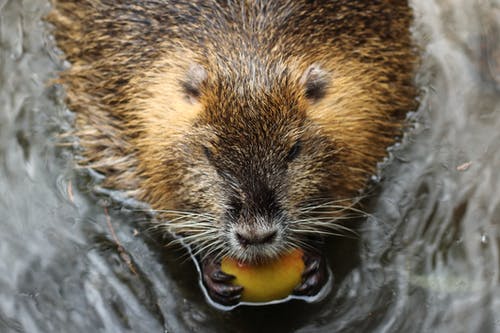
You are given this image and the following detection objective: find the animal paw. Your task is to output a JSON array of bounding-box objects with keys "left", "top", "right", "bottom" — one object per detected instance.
[
  {"left": 201, "top": 257, "right": 243, "bottom": 305},
  {"left": 293, "top": 250, "right": 328, "bottom": 296}
]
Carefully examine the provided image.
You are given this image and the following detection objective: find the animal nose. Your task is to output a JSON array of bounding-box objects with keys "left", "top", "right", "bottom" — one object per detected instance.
[{"left": 236, "top": 229, "right": 277, "bottom": 246}]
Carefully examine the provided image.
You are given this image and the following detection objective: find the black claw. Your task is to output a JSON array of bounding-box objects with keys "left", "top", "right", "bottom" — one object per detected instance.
[
  {"left": 213, "top": 284, "right": 243, "bottom": 297},
  {"left": 210, "top": 269, "right": 235, "bottom": 282},
  {"left": 303, "top": 258, "right": 320, "bottom": 275},
  {"left": 293, "top": 282, "right": 309, "bottom": 294},
  {"left": 211, "top": 291, "right": 242, "bottom": 306}
]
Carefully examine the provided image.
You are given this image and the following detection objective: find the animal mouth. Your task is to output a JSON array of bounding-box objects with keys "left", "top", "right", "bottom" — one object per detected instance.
[
  {"left": 224, "top": 225, "right": 292, "bottom": 264},
  {"left": 232, "top": 245, "right": 286, "bottom": 265}
]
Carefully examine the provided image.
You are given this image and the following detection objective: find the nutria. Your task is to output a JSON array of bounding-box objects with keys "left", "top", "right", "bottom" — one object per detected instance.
[{"left": 48, "top": 0, "right": 417, "bottom": 305}]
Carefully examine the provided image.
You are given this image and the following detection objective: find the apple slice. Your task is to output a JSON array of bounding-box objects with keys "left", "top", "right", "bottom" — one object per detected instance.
[{"left": 220, "top": 248, "right": 305, "bottom": 303}]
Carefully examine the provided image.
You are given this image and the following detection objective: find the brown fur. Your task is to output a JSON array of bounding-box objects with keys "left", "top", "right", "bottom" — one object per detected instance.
[{"left": 48, "top": 0, "right": 417, "bottom": 261}]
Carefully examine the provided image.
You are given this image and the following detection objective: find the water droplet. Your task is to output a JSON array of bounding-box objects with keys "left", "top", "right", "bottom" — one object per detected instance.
[{"left": 480, "top": 233, "right": 488, "bottom": 244}]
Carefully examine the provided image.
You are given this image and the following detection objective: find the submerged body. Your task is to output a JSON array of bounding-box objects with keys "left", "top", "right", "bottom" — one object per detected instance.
[{"left": 48, "top": 0, "right": 417, "bottom": 305}]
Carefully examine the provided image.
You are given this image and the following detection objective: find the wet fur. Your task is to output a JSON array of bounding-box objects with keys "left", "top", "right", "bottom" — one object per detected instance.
[{"left": 48, "top": 0, "right": 417, "bottom": 262}]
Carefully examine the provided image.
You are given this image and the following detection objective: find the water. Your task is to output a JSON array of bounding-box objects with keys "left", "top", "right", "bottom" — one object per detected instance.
[{"left": 1, "top": 0, "right": 499, "bottom": 332}]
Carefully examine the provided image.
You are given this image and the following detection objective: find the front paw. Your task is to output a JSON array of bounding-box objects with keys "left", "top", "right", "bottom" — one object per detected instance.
[
  {"left": 293, "top": 250, "right": 328, "bottom": 296},
  {"left": 201, "top": 257, "right": 243, "bottom": 305}
]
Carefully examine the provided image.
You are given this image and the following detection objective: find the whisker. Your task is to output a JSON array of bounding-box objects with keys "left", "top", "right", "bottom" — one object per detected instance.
[
  {"left": 292, "top": 215, "right": 362, "bottom": 223},
  {"left": 166, "top": 231, "right": 218, "bottom": 247},
  {"left": 286, "top": 236, "right": 317, "bottom": 252},
  {"left": 289, "top": 228, "right": 358, "bottom": 239},
  {"left": 299, "top": 204, "right": 369, "bottom": 216},
  {"left": 177, "top": 230, "right": 218, "bottom": 241},
  {"left": 297, "top": 196, "right": 369, "bottom": 216},
  {"left": 298, "top": 198, "right": 356, "bottom": 210},
  {"left": 153, "top": 209, "right": 216, "bottom": 218},
  {"left": 213, "top": 247, "right": 232, "bottom": 263},
  {"left": 296, "top": 222, "right": 359, "bottom": 235},
  {"left": 200, "top": 241, "right": 226, "bottom": 262},
  {"left": 164, "top": 223, "right": 215, "bottom": 232},
  {"left": 292, "top": 219, "right": 356, "bottom": 228},
  {"left": 300, "top": 196, "right": 364, "bottom": 207},
  {"left": 193, "top": 239, "right": 223, "bottom": 260},
  {"left": 160, "top": 219, "right": 216, "bottom": 229}
]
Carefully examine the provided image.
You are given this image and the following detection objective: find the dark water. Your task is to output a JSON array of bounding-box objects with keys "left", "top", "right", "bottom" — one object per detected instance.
[{"left": 1, "top": 0, "right": 499, "bottom": 332}]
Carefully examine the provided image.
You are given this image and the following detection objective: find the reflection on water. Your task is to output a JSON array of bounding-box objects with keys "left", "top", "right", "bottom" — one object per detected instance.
[{"left": 0, "top": 0, "right": 499, "bottom": 332}]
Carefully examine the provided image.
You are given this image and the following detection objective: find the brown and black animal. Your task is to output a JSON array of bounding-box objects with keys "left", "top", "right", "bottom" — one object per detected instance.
[{"left": 48, "top": 0, "right": 417, "bottom": 305}]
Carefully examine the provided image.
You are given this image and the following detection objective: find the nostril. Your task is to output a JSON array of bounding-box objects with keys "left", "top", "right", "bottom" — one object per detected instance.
[
  {"left": 236, "top": 232, "right": 249, "bottom": 246},
  {"left": 260, "top": 230, "right": 277, "bottom": 244}
]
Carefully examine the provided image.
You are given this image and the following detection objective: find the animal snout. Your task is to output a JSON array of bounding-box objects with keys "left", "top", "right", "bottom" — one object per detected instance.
[{"left": 235, "top": 228, "right": 277, "bottom": 246}]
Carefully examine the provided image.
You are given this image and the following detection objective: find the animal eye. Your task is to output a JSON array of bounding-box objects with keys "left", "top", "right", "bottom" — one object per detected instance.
[{"left": 286, "top": 141, "right": 302, "bottom": 162}]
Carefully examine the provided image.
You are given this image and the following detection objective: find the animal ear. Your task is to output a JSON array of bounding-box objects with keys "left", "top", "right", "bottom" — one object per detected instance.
[
  {"left": 300, "top": 64, "right": 329, "bottom": 101},
  {"left": 182, "top": 63, "right": 208, "bottom": 103}
]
